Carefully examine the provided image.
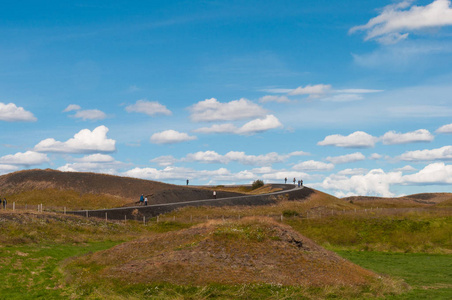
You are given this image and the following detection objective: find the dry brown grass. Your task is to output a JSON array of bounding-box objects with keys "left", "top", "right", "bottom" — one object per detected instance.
[{"left": 66, "top": 217, "right": 378, "bottom": 287}]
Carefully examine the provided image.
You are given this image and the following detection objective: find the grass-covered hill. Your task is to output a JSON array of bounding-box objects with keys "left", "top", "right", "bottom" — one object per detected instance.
[
  {"left": 0, "top": 169, "right": 245, "bottom": 209},
  {"left": 343, "top": 193, "right": 452, "bottom": 208},
  {"left": 67, "top": 218, "right": 378, "bottom": 287}
]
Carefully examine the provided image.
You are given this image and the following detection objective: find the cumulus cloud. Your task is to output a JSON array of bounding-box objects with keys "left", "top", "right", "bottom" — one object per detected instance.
[
  {"left": 436, "top": 123, "right": 452, "bottom": 134},
  {"left": 123, "top": 165, "right": 313, "bottom": 184},
  {"left": 326, "top": 152, "right": 366, "bottom": 164},
  {"left": 150, "top": 130, "right": 197, "bottom": 144},
  {"left": 337, "top": 168, "right": 368, "bottom": 176},
  {"left": 402, "top": 162, "right": 452, "bottom": 184},
  {"left": 0, "top": 164, "right": 18, "bottom": 174},
  {"left": 236, "top": 115, "right": 283, "bottom": 135},
  {"left": 73, "top": 109, "right": 107, "bottom": 121},
  {"left": 292, "top": 160, "right": 334, "bottom": 171},
  {"left": 150, "top": 155, "right": 178, "bottom": 167},
  {"left": 194, "top": 115, "right": 283, "bottom": 135},
  {"left": 189, "top": 98, "right": 266, "bottom": 122},
  {"left": 381, "top": 129, "right": 434, "bottom": 144},
  {"left": 369, "top": 153, "right": 382, "bottom": 160},
  {"left": 184, "top": 150, "right": 308, "bottom": 166},
  {"left": 258, "top": 95, "right": 291, "bottom": 103},
  {"left": 125, "top": 100, "right": 172, "bottom": 116},
  {"left": 350, "top": 0, "right": 452, "bottom": 44},
  {"left": 74, "top": 154, "right": 115, "bottom": 163},
  {"left": 0, "top": 151, "right": 49, "bottom": 166},
  {"left": 398, "top": 145, "right": 452, "bottom": 161},
  {"left": 34, "top": 125, "right": 116, "bottom": 153},
  {"left": 318, "top": 131, "right": 378, "bottom": 148},
  {"left": 63, "top": 104, "right": 81, "bottom": 112},
  {"left": 0, "top": 102, "right": 37, "bottom": 122},
  {"left": 63, "top": 104, "right": 107, "bottom": 121},
  {"left": 315, "top": 169, "right": 403, "bottom": 197},
  {"left": 394, "top": 165, "right": 417, "bottom": 172}
]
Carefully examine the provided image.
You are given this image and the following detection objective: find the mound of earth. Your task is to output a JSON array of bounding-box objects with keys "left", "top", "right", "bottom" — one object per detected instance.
[
  {"left": 68, "top": 218, "right": 377, "bottom": 286},
  {"left": 0, "top": 169, "right": 244, "bottom": 205}
]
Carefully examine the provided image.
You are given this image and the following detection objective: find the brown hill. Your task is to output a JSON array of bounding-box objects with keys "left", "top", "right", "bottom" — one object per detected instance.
[
  {"left": 343, "top": 193, "right": 452, "bottom": 208},
  {"left": 0, "top": 169, "right": 244, "bottom": 209},
  {"left": 66, "top": 217, "right": 378, "bottom": 287}
]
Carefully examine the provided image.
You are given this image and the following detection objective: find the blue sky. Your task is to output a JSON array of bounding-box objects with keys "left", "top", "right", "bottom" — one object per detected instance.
[{"left": 1, "top": 0, "right": 451, "bottom": 197}]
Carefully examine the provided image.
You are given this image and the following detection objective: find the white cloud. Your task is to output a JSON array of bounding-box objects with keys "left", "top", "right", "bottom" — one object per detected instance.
[
  {"left": 381, "top": 129, "right": 434, "bottom": 145},
  {"left": 150, "top": 155, "right": 178, "bottom": 167},
  {"left": 402, "top": 162, "right": 452, "bottom": 184},
  {"left": 193, "top": 123, "right": 238, "bottom": 134},
  {"left": 436, "top": 123, "right": 452, "bottom": 134},
  {"left": 259, "top": 95, "right": 291, "bottom": 103},
  {"left": 292, "top": 160, "right": 334, "bottom": 171},
  {"left": 193, "top": 115, "right": 283, "bottom": 135},
  {"left": 58, "top": 162, "right": 119, "bottom": 175},
  {"left": 315, "top": 169, "right": 403, "bottom": 197},
  {"left": 398, "top": 145, "right": 452, "bottom": 161},
  {"left": 369, "top": 153, "right": 382, "bottom": 160},
  {"left": 73, "top": 109, "right": 107, "bottom": 121},
  {"left": 394, "top": 165, "right": 417, "bottom": 172},
  {"left": 184, "top": 150, "right": 308, "bottom": 166},
  {"left": 0, "top": 102, "right": 37, "bottom": 122},
  {"left": 125, "top": 100, "right": 172, "bottom": 116},
  {"left": 389, "top": 105, "right": 452, "bottom": 118},
  {"left": 74, "top": 154, "right": 115, "bottom": 163},
  {"left": 318, "top": 131, "right": 378, "bottom": 148},
  {"left": 350, "top": 0, "right": 452, "bottom": 43},
  {"left": 289, "top": 84, "right": 332, "bottom": 97},
  {"left": 189, "top": 98, "right": 267, "bottom": 122},
  {"left": 150, "top": 130, "right": 197, "bottom": 144},
  {"left": 0, "top": 164, "right": 19, "bottom": 174},
  {"left": 321, "top": 94, "right": 363, "bottom": 102},
  {"left": 236, "top": 115, "right": 283, "bottom": 135},
  {"left": 326, "top": 152, "right": 366, "bottom": 164},
  {"left": 34, "top": 125, "right": 116, "bottom": 153},
  {"left": 0, "top": 151, "right": 49, "bottom": 166},
  {"left": 337, "top": 168, "right": 368, "bottom": 176},
  {"left": 63, "top": 104, "right": 81, "bottom": 112}
]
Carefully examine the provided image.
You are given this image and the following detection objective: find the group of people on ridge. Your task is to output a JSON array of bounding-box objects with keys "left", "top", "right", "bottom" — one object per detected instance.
[
  {"left": 284, "top": 177, "right": 303, "bottom": 187},
  {"left": 139, "top": 194, "right": 148, "bottom": 206}
]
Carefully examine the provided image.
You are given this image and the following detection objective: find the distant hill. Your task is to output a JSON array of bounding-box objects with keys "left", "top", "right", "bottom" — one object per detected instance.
[
  {"left": 0, "top": 169, "right": 244, "bottom": 209},
  {"left": 343, "top": 193, "right": 452, "bottom": 208}
]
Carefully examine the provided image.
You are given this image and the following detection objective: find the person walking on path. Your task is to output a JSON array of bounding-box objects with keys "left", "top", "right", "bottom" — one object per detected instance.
[
  {"left": 0, "top": 198, "right": 2, "bottom": 209},
  {"left": 213, "top": 191, "right": 216, "bottom": 199},
  {"left": 293, "top": 178, "right": 296, "bottom": 185},
  {"left": 186, "top": 179, "right": 189, "bottom": 185},
  {"left": 284, "top": 177, "right": 287, "bottom": 184},
  {"left": 139, "top": 194, "right": 144, "bottom": 205},
  {"left": 2, "top": 198, "right": 6, "bottom": 209},
  {"left": 144, "top": 197, "right": 148, "bottom": 206}
]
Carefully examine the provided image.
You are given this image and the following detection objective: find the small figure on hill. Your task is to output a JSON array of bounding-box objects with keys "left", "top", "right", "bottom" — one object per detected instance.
[
  {"left": 186, "top": 179, "right": 189, "bottom": 185},
  {"left": 213, "top": 190, "right": 216, "bottom": 199},
  {"left": 144, "top": 197, "right": 148, "bottom": 206},
  {"left": 3, "top": 198, "right": 6, "bottom": 209},
  {"left": 284, "top": 177, "right": 287, "bottom": 184},
  {"left": 300, "top": 179, "right": 303, "bottom": 186},
  {"left": 0, "top": 198, "right": 2, "bottom": 209},
  {"left": 293, "top": 178, "right": 296, "bottom": 185},
  {"left": 139, "top": 194, "right": 144, "bottom": 205},
  {"left": 298, "top": 180, "right": 301, "bottom": 187}
]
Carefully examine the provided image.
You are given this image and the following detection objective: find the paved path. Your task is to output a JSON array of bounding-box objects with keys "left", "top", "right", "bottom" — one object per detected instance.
[{"left": 68, "top": 184, "right": 309, "bottom": 220}]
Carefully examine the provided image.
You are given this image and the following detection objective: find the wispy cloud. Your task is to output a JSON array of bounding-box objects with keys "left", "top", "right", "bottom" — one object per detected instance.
[{"left": 350, "top": 0, "right": 452, "bottom": 44}]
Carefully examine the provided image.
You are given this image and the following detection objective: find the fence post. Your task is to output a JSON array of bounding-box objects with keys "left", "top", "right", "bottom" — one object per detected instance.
[
  {"left": 280, "top": 214, "right": 283, "bottom": 221},
  {"left": 86, "top": 210, "right": 88, "bottom": 218},
  {"left": 64, "top": 207, "right": 66, "bottom": 215},
  {"left": 143, "top": 216, "right": 145, "bottom": 225},
  {"left": 105, "top": 212, "right": 108, "bottom": 222},
  {"left": 124, "top": 215, "right": 127, "bottom": 224},
  {"left": 13, "top": 202, "right": 15, "bottom": 211},
  {"left": 38, "top": 205, "right": 40, "bottom": 212}
]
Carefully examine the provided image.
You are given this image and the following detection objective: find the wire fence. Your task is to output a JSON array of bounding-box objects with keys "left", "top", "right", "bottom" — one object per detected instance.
[{"left": 1, "top": 202, "right": 450, "bottom": 225}]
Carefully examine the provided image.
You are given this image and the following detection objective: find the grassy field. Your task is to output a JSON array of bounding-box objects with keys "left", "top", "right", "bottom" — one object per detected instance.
[
  {"left": 338, "top": 251, "right": 452, "bottom": 299},
  {"left": 1, "top": 190, "right": 451, "bottom": 299}
]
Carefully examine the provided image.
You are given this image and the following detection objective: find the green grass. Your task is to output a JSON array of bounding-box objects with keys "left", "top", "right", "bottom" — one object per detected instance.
[
  {"left": 337, "top": 251, "right": 452, "bottom": 299},
  {"left": 0, "top": 242, "right": 121, "bottom": 299},
  {"left": 286, "top": 212, "right": 452, "bottom": 253}
]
